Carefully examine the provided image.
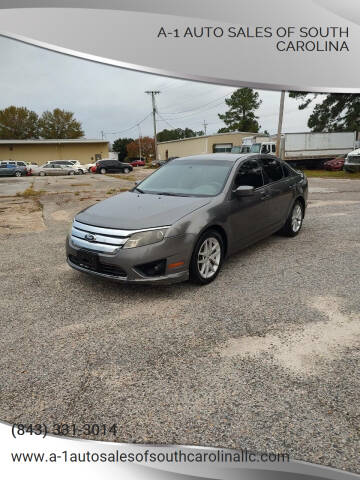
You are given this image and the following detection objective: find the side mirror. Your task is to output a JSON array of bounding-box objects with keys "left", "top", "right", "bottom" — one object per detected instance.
[{"left": 235, "top": 185, "right": 255, "bottom": 197}]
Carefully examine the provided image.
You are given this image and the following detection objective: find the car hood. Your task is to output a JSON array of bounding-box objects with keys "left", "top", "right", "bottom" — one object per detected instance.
[{"left": 75, "top": 191, "right": 211, "bottom": 229}]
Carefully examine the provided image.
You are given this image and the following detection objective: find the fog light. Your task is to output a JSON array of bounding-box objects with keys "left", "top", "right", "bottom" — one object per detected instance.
[{"left": 136, "top": 259, "right": 166, "bottom": 277}]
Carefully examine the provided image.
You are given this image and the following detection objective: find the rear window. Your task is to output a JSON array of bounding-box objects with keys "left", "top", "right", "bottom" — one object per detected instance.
[{"left": 261, "top": 157, "right": 284, "bottom": 183}]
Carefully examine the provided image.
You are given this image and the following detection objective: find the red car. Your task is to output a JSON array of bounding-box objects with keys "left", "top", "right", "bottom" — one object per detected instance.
[
  {"left": 130, "top": 159, "right": 145, "bottom": 167},
  {"left": 323, "top": 156, "right": 345, "bottom": 171}
]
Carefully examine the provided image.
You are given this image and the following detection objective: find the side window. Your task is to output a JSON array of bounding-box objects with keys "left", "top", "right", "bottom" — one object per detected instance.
[
  {"left": 234, "top": 160, "right": 263, "bottom": 189},
  {"left": 261, "top": 157, "right": 284, "bottom": 183},
  {"left": 272, "top": 144, "right": 276, "bottom": 153}
]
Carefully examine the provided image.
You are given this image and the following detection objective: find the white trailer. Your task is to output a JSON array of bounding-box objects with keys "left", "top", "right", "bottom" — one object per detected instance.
[{"left": 280, "top": 132, "right": 356, "bottom": 168}]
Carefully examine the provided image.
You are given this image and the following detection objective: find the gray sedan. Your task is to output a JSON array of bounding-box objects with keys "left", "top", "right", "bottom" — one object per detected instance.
[
  {"left": 37, "top": 164, "right": 77, "bottom": 176},
  {"left": 66, "top": 154, "right": 308, "bottom": 285}
]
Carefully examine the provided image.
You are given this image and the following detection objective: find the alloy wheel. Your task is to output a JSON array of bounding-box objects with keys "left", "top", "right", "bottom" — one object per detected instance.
[
  {"left": 291, "top": 204, "right": 303, "bottom": 233},
  {"left": 197, "top": 237, "right": 221, "bottom": 279}
]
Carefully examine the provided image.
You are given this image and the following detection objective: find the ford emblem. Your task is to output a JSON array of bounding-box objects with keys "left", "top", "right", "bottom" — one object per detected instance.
[{"left": 85, "top": 233, "right": 95, "bottom": 242}]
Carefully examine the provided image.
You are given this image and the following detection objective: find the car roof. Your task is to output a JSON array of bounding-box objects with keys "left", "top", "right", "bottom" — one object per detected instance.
[{"left": 174, "top": 153, "right": 257, "bottom": 163}]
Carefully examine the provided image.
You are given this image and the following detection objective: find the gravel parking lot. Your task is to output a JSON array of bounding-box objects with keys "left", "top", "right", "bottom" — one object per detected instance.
[{"left": 0, "top": 174, "right": 359, "bottom": 473}]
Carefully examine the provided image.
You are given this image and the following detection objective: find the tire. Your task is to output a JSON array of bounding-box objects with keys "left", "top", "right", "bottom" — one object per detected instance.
[
  {"left": 123, "top": 168, "right": 130, "bottom": 174},
  {"left": 14, "top": 171, "right": 22, "bottom": 177},
  {"left": 68, "top": 170, "right": 75, "bottom": 175},
  {"left": 100, "top": 168, "right": 107, "bottom": 174},
  {"left": 189, "top": 229, "right": 224, "bottom": 285},
  {"left": 78, "top": 169, "right": 84, "bottom": 175},
  {"left": 39, "top": 171, "right": 46, "bottom": 176},
  {"left": 279, "top": 200, "right": 304, "bottom": 237}
]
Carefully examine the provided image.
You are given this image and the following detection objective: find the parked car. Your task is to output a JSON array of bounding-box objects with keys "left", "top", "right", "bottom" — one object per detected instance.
[
  {"left": 67, "top": 153, "right": 308, "bottom": 285},
  {"left": 67, "top": 160, "right": 87, "bottom": 174},
  {"left": 323, "top": 156, "right": 345, "bottom": 171},
  {"left": 129, "top": 159, "right": 145, "bottom": 167},
  {"left": 44, "top": 160, "right": 85, "bottom": 174},
  {"left": 92, "top": 159, "right": 133, "bottom": 174},
  {"left": 0, "top": 163, "right": 28, "bottom": 177},
  {"left": 37, "top": 163, "right": 78, "bottom": 176},
  {"left": 85, "top": 162, "right": 96, "bottom": 172},
  {"left": 151, "top": 159, "right": 166, "bottom": 167}
]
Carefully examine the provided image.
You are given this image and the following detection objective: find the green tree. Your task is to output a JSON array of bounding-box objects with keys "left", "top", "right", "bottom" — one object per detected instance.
[
  {"left": 0, "top": 106, "right": 39, "bottom": 139},
  {"left": 38, "top": 108, "right": 84, "bottom": 138},
  {"left": 289, "top": 92, "right": 360, "bottom": 133},
  {"left": 113, "top": 137, "right": 134, "bottom": 161},
  {"left": 157, "top": 128, "right": 199, "bottom": 142},
  {"left": 218, "top": 88, "right": 261, "bottom": 133}
]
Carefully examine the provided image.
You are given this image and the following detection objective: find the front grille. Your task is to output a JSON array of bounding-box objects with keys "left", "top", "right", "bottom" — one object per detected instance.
[
  {"left": 69, "top": 255, "right": 126, "bottom": 278},
  {"left": 70, "top": 220, "right": 132, "bottom": 254},
  {"left": 347, "top": 155, "right": 360, "bottom": 165}
]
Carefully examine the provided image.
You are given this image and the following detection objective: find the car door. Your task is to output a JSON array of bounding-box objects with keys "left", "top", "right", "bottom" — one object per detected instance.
[
  {"left": 259, "top": 156, "right": 294, "bottom": 228},
  {"left": 53, "top": 164, "right": 65, "bottom": 175},
  {"left": 0, "top": 164, "right": 10, "bottom": 176},
  {"left": 112, "top": 161, "right": 122, "bottom": 173},
  {"left": 101, "top": 161, "right": 111, "bottom": 172},
  {"left": 227, "top": 158, "right": 272, "bottom": 248},
  {"left": 45, "top": 164, "right": 57, "bottom": 175}
]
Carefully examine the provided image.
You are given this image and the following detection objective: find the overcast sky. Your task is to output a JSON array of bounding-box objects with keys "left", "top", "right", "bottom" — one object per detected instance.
[{"left": 0, "top": 36, "right": 322, "bottom": 144}]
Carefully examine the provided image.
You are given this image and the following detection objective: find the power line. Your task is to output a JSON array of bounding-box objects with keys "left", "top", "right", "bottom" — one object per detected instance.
[
  {"left": 160, "top": 91, "right": 233, "bottom": 115},
  {"left": 103, "top": 112, "right": 152, "bottom": 136},
  {"left": 157, "top": 112, "right": 177, "bottom": 130}
]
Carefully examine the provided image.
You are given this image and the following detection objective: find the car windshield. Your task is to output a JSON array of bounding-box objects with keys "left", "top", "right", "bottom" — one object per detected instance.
[
  {"left": 138, "top": 158, "right": 234, "bottom": 197},
  {"left": 250, "top": 143, "right": 261, "bottom": 153}
]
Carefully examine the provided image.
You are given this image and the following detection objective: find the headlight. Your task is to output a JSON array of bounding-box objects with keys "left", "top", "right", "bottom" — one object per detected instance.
[{"left": 123, "top": 228, "right": 168, "bottom": 249}]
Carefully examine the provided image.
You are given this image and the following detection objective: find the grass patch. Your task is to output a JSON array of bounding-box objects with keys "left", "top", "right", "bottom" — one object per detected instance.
[
  {"left": 16, "top": 185, "right": 45, "bottom": 197},
  {"left": 106, "top": 188, "right": 129, "bottom": 195},
  {"left": 70, "top": 183, "right": 91, "bottom": 187},
  {"left": 74, "top": 191, "right": 80, "bottom": 196},
  {"left": 302, "top": 169, "right": 360, "bottom": 179}
]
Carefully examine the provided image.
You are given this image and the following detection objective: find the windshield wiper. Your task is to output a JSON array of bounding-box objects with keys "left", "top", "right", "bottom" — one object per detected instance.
[
  {"left": 134, "top": 187, "right": 144, "bottom": 193},
  {"left": 153, "top": 192, "right": 188, "bottom": 197}
]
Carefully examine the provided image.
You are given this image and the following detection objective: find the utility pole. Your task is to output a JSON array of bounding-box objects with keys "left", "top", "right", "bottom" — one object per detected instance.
[
  {"left": 145, "top": 90, "right": 160, "bottom": 161},
  {"left": 137, "top": 123, "right": 142, "bottom": 161},
  {"left": 202, "top": 120, "right": 208, "bottom": 135},
  {"left": 100, "top": 130, "right": 104, "bottom": 140},
  {"left": 276, "top": 91, "right": 285, "bottom": 158}
]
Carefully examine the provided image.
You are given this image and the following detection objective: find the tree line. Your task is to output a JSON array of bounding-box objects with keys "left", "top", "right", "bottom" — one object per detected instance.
[
  {"left": 0, "top": 106, "right": 84, "bottom": 139},
  {"left": 2, "top": 89, "right": 358, "bottom": 158}
]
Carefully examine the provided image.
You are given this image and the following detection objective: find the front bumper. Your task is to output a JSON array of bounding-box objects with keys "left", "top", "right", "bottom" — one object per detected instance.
[{"left": 66, "top": 233, "right": 194, "bottom": 285}]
